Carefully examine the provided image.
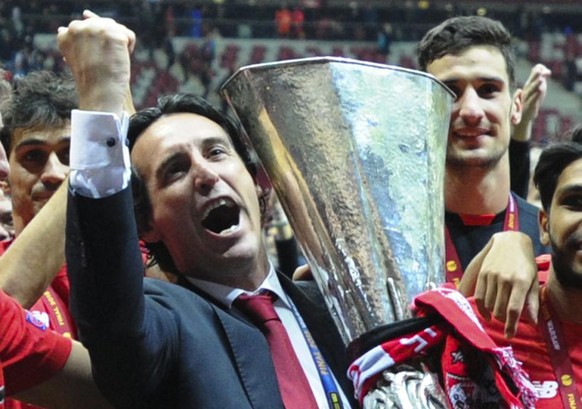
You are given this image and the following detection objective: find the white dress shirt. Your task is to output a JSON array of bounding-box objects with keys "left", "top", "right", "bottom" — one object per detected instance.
[{"left": 187, "top": 267, "right": 351, "bottom": 408}]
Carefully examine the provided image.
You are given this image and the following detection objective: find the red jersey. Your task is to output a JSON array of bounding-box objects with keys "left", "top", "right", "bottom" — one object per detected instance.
[
  {"left": 482, "top": 311, "right": 582, "bottom": 407},
  {"left": 0, "top": 289, "right": 72, "bottom": 405},
  {"left": 475, "top": 267, "right": 582, "bottom": 408},
  {"left": 0, "top": 240, "right": 76, "bottom": 409},
  {"left": 0, "top": 240, "right": 76, "bottom": 339}
]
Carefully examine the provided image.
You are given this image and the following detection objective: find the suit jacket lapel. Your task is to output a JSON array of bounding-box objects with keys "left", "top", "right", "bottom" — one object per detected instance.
[
  {"left": 279, "top": 274, "right": 357, "bottom": 406},
  {"left": 177, "top": 274, "right": 357, "bottom": 407},
  {"left": 178, "top": 278, "right": 284, "bottom": 409}
]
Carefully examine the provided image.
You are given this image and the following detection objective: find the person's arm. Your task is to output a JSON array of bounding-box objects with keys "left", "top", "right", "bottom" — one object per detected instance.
[
  {"left": 0, "top": 182, "right": 66, "bottom": 308},
  {"left": 14, "top": 341, "right": 112, "bottom": 409},
  {"left": 58, "top": 11, "right": 133, "bottom": 117},
  {"left": 509, "top": 139, "right": 530, "bottom": 198},
  {"left": 59, "top": 12, "right": 178, "bottom": 407},
  {"left": 458, "top": 231, "right": 539, "bottom": 338},
  {"left": 510, "top": 64, "right": 551, "bottom": 198},
  {"left": 0, "top": 289, "right": 111, "bottom": 408},
  {"left": 511, "top": 64, "right": 551, "bottom": 144}
]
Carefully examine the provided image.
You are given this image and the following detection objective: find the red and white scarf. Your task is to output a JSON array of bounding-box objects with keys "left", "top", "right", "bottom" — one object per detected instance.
[{"left": 348, "top": 285, "right": 537, "bottom": 408}]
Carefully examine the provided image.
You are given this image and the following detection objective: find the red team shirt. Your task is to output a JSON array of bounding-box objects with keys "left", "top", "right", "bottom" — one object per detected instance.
[
  {"left": 0, "top": 240, "right": 76, "bottom": 409},
  {"left": 482, "top": 307, "right": 582, "bottom": 408},
  {"left": 0, "top": 240, "right": 76, "bottom": 339},
  {"left": 475, "top": 258, "right": 582, "bottom": 409},
  {"left": 0, "top": 238, "right": 152, "bottom": 408},
  {"left": 0, "top": 289, "right": 71, "bottom": 407}
]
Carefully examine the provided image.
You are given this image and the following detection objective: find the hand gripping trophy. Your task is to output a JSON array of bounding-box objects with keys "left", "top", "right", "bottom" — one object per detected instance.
[{"left": 222, "top": 57, "right": 535, "bottom": 409}]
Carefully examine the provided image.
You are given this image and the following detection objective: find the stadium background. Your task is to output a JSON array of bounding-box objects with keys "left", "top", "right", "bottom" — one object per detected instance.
[{"left": 7, "top": 0, "right": 582, "bottom": 146}]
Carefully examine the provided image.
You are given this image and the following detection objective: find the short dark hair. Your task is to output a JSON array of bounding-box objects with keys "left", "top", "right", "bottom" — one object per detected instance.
[
  {"left": 417, "top": 16, "right": 516, "bottom": 89},
  {"left": 534, "top": 135, "right": 582, "bottom": 212},
  {"left": 128, "top": 93, "right": 262, "bottom": 274},
  {"left": 0, "top": 70, "right": 77, "bottom": 156}
]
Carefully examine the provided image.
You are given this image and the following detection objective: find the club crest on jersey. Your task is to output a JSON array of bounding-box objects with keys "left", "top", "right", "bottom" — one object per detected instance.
[{"left": 25, "top": 310, "right": 48, "bottom": 331}]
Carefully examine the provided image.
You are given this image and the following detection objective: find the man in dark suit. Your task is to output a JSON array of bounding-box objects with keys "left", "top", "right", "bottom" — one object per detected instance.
[{"left": 59, "top": 13, "right": 354, "bottom": 409}]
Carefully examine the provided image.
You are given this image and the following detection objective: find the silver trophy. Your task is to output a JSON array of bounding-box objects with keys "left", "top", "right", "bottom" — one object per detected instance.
[{"left": 222, "top": 57, "right": 454, "bottom": 408}]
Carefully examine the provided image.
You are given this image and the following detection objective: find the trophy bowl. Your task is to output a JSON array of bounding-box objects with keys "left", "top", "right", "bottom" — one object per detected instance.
[{"left": 221, "top": 57, "right": 454, "bottom": 350}]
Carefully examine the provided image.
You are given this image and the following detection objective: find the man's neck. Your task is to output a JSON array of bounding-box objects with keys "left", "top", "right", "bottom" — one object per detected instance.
[
  {"left": 445, "top": 162, "right": 510, "bottom": 215},
  {"left": 546, "top": 274, "right": 582, "bottom": 324},
  {"left": 186, "top": 249, "right": 271, "bottom": 292}
]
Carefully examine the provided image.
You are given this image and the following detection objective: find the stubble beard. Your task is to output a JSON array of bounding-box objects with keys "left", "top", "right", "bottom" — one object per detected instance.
[
  {"left": 551, "top": 235, "right": 582, "bottom": 290},
  {"left": 446, "top": 144, "right": 506, "bottom": 171}
]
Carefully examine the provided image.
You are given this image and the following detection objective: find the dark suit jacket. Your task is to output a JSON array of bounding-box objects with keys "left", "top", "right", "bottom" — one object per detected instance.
[{"left": 66, "top": 187, "right": 355, "bottom": 409}]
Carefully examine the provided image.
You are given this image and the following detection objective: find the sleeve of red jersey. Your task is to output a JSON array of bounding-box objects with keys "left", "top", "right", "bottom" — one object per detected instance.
[{"left": 0, "top": 289, "right": 72, "bottom": 395}]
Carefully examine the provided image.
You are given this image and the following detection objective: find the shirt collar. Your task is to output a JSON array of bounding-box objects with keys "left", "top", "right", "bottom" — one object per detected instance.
[{"left": 183, "top": 263, "right": 290, "bottom": 309}]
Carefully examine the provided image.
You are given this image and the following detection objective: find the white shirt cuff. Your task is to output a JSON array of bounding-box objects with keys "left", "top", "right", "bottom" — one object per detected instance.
[{"left": 69, "top": 110, "right": 131, "bottom": 198}]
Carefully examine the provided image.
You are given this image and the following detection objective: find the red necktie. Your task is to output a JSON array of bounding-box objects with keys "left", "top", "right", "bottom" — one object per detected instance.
[{"left": 235, "top": 292, "right": 319, "bottom": 409}]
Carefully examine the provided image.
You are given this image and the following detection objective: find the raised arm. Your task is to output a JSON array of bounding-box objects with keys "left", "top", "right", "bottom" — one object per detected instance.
[
  {"left": 58, "top": 10, "right": 134, "bottom": 115},
  {"left": 509, "top": 64, "right": 551, "bottom": 197},
  {"left": 58, "top": 12, "right": 180, "bottom": 407},
  {"left": 511, "top": 63, "right": 551, "bottom": 143},
  {"left": 0, "top": 10, "right": 135, "bottom": 309}
]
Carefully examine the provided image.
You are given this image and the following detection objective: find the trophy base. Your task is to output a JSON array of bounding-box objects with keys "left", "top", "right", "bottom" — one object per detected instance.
[
  {"left": 347, "top": 315, "right": 450, "bottom": 409},
  {"left": 361, "top": 364, "right": 450, "bottom": 409}
]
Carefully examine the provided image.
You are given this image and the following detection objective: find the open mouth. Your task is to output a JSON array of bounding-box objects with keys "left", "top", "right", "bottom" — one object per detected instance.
[
  {"left": 454, "top": 131, "right": 489, "bottom": 139},
  {"left": 201, "top": 199, "right": 241, "bottom": 235}
]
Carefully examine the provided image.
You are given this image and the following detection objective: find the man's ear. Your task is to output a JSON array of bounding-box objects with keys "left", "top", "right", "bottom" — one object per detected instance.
[
  {"left": 511, "top": 88, "right": 524, "bottom": 126},
  {"left": 539, "top": 209, "right": 550, "bottom": 247}
]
